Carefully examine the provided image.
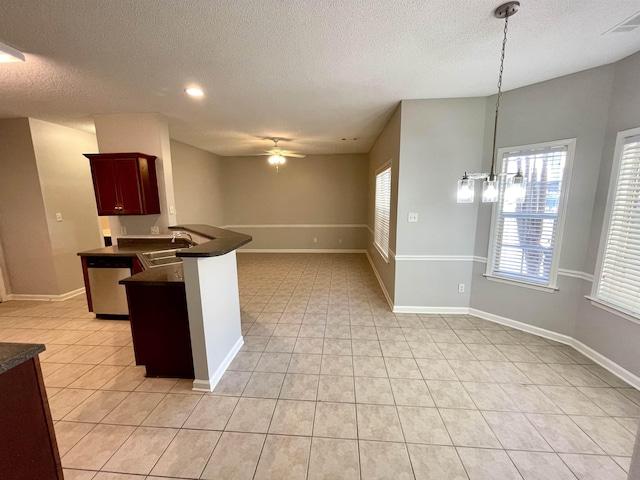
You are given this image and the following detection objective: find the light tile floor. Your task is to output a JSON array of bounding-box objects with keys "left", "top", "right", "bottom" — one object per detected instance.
[{"left": 0, "top": 253, "right": 638, "bottom": 479}]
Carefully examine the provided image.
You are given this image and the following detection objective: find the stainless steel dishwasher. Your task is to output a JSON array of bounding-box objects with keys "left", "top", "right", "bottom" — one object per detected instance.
[{"left": 86, "top": 257, "right": 132, "bottom": 317}]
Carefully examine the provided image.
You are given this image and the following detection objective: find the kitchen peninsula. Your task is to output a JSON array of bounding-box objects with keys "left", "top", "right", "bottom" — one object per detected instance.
[
  {"left": 0, "top": 343, "right": 63, "bottom": 479},
  {"left": 174, "top": 225, "right": 252, "bottom": 391},
  {"left": 79, "top": 225, "right": 251, "bottom": 392}
]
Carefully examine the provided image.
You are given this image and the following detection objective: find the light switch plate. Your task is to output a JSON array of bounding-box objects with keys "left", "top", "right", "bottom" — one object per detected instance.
[
  {"left": 408, "top": 212, "right": 419, "bottom": 223},
  {"left": 55, "top": 212, "right": 63, "bottom": 222}
]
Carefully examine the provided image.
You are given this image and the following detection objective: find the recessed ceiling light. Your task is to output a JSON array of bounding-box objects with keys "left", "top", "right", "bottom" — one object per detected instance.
[
  {"left": 185, "top": 87, "right": 204, "bottom": 97},
  {"left": 0, "top": 41, "right": 25, "bottom": 63}
]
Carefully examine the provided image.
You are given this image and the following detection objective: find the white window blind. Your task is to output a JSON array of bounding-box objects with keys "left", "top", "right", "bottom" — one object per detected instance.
[
  {"left": 489, "top": 144, "right": 569, "bottom": 286},
  {"left": 597, "top": 134, "right": 640, "bottom": 314},
  {"left": 374, "top": 166, "right": 391, "bottom": 261}
]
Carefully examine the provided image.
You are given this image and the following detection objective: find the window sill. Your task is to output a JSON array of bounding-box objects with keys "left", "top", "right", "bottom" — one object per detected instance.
[
  {"left": 373, "top": 243, "right": 389, "bottom": 264},
  {"left": 585, "top": 296, "right": 640, "bottom": 327},
  {"left": 483, "top": 274, "right": 558, "bottom": 293}
]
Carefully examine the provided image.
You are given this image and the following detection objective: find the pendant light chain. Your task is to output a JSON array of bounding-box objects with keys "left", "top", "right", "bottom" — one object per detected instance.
[{"left": 489, "top": 13, "right": 510, "bottom": 180}]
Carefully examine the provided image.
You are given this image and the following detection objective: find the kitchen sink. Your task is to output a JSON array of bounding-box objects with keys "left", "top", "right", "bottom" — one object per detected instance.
[
  {"left": 141, "top": 248, "right": 183, "bottom": 268},
  {"left": 143, "top": 248, "right": 181, "bottom": 260}
]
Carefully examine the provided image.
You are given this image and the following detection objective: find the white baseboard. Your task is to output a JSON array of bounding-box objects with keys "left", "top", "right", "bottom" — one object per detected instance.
[
  {"left": 7, "top": 287, "right": 85, "bottom": 302},
  {"left": 570, "top": 339, "right": 640, "bottom": 390},
  {"left": 469, "top": 308, "right": 640, "bottom": 390},
  {"left": 468, "top": 308, "right": 574, "bottom": 344},
  {"left": 394, "top": 306, "right": 469, "bottom": 314},
  {"left": 238, "top": 249, "right": 367, "bottom": 254},
  {"left": 191, "top": 336, "right": 245, "bottom": 392},
  {"left": 364, "top": 250, "right": 394, "bottom": 310},
  {"left": 192, "top": 379, "right": 213, "bottom": 392}
]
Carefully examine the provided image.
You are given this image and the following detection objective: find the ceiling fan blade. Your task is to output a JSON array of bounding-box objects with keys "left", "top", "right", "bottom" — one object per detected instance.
[{"left": 284, "top": 153, "right": 306, "bottom": 158}]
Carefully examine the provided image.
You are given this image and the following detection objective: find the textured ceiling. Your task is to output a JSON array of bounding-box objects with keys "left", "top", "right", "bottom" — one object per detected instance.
[{"left": 0, "top": 0, "right": 639, "bottom": 156}]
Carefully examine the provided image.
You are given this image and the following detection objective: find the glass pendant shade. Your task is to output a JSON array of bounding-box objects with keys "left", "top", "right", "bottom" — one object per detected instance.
[
  {"left": 482, "top": 179, "right": 499, "bottom": 203},
  {"left": 505, "top": 173, "right": 526, "bottom": 203},
  {"left": 457, "top": 178, "right": 475, "bottom": 203},
  {"left": 268, "top": 154, "right": 286, "bottom": 165}
]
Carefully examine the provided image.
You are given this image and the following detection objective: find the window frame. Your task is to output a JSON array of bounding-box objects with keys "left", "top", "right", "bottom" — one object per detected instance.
[
  {"left": 485, "top": 138, "right": 576, "bottom": 291},
  {"left": 374, "top": 162, "right": 392, "bottom": 262},
  {"left": 592, "top": 126, "right": 640, "bottom": 321}
]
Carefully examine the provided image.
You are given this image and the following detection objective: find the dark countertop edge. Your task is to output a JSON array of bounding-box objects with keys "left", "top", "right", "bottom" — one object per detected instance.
[
  {"left": 0, "top": 343, "right": 45, "bottom": 375},
  {"left": 77, "top": 241, "right": 191, "bottom": 257},
  {"left": 171, "top": 224, "right": 252, "bottom": 258},
  {"left": 76, "top": 225, "right": 251, "bottom": 285},
  {"left": 119, "top": 264, "right": 186, "bottom": 286}
]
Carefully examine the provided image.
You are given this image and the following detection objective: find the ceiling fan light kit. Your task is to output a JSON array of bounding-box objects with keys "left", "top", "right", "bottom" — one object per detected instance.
[
  {"left": 260, "top": 138, "right": 306, "bottom": 172},
  {"left": 268, "top": 153, "right": 286, "bottom": 165},
  {"left": 456, "top": 1, "right": 526, "bottom": 204}
]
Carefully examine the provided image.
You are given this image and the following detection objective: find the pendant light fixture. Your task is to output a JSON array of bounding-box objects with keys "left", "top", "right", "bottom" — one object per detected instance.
[{"left": 456, "top": 1, "right": 525, "bottom": 204}]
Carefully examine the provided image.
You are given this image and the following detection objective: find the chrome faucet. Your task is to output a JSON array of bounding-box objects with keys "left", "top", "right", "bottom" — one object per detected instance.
[{"left": 171, "top": 231, "right": 194, "bottom": 246}]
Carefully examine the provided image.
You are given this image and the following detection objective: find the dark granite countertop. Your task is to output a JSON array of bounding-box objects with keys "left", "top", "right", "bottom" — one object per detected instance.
[
  {"left": 0, "top": 343, "right": 45, "bottom": 375},
  {"left": 78, "top": 225, "right": 251, "bottom": 285},
  {"left": 171, "top": 224, "right": 252, "bottom": 257},
  {"left": 77, "top": 244, "right": 170, "bottom": 257},
  {"left": 120, "top": 263, "right": 185, "bottom": 285},
  {"left": 77, "top": 238, "right": 192, "bottom": 258}
]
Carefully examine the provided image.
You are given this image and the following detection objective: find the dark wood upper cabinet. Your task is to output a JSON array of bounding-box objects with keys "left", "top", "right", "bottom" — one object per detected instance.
[{"left": 84, "top": 152, "right": 161, "bottom": 215}]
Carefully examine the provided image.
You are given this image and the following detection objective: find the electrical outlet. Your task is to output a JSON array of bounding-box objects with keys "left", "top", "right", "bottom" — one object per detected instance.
[
  {"left": 313, "top": 237, "right": 318, "bottom": 243},
  {"left": 120, "top": 226, "right": 127, "bottom": 235},
  {"left": 458, "top": 283, "right": 465, "bottom": 293},
  {"left": 169, "top": 205, "right": 176, "bottom": 215},
  {"left": 151, "top": 226, "right": 160, "bottom": 235},
  {"left": 55, "top": 212, "right": 63, "bottom": 222},
  {"left": 408, "top": 212, "right": 419, "bottom": 223}
]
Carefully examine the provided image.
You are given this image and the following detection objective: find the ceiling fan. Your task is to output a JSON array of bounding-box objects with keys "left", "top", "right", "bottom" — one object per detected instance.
[{"left": 257, "top": 138, "right": 306, "bottom": 171}]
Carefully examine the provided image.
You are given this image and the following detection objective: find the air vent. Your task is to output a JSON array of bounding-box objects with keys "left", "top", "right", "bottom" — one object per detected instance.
[{"left": 604, "top": 10, "right": 640, "bottom": 34}]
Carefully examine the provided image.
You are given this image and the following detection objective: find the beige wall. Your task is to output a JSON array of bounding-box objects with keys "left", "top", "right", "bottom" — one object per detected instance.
[
  {"left": 0, "top": 118, "right": 58, "bottom": 295},
  {"left": 222, "top": 153, "right": 368, "bottom": 250},
  {"left": 94, "top": 113, "right": 176, "bottom": 238},
  {"left": 171, "top": 139, "right": 225, "bottom": 226},
  {"left": 29, "top": 118, "right": 103, "bottom": 295}
]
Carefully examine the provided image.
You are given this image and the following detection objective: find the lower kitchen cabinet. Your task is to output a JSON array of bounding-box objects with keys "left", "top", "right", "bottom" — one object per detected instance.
[
  {"left": 0, "top": 353, "right": 63, "bottom": 480},
  {"left": 124, "top": 282, "right": 194, "bottom": 378}
]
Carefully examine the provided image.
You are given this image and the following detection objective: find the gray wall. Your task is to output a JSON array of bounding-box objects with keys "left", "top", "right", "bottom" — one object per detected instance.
[
  {"left": 575, "top": 52, "right": 640, "bottom": 375},
  {"left": 171, "top": 139, "right": 225, "bottom": 226},
  {"left": 367, "top": 105, "right": 401, "bottom": 303},
  {"left": 222, "top": 153, "right": 368, "bottom": 250},
  {"left": 29, "top": 118, "right": 103, "bottom": 295},
  {"left": 470, "top": 64, "right": 615, "bottom": 338},
  {"left": 393, "top": 98, "right": 486, "bottom": 309}
]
